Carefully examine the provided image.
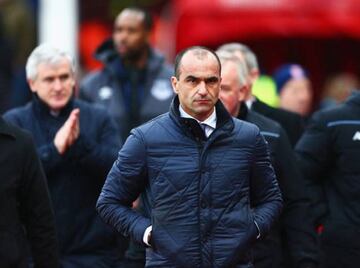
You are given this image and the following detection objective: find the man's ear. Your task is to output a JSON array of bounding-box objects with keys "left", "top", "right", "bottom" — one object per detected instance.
[
  {"left": 250, "top": 69, "right": 260, "bottom": 84},
  {"left": 28, "top": 79, "right": 37, "bottom": 93},
  {"left": 171, "top": 76, "right": 179, "bottom": 94},
  {"left": 238, "top": 84, "right": 248, "bottom": 102}
]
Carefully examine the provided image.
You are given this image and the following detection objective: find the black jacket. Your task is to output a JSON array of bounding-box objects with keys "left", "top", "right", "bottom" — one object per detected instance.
[
  {"left": 0, "top": 117, "right": 58, "bottom": 268},
  {"left": 238, "top": 104, "right": 317, "bottom": 268},
  {"left": 252, "top": 99, "right": 304, "bottom": 147},
  {"left": 296, "top": 92, "right": 360, "bottom": 249},
  {"left": 4, "top": 97, "right": 123, "bottom": 267}
]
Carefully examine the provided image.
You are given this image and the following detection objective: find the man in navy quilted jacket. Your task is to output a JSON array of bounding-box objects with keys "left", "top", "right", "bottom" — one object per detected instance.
[{"left": 97, "top": 46, "right": 283, "bottom": 267}]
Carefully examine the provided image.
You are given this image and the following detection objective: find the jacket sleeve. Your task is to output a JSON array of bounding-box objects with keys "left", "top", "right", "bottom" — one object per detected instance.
[
  {"left": 20, "top": 133, "right": 59, "bottom": 267},
  {"left": 78, "top": 82, "right": 93, "bottom": 102},
  {"left": 66, "top": 112, "right": 122, "bottom": 179},
  {"left": 275, "top": 128, "right": 319, "bottom": 267},
  {"left": 37, "top": 142, "right": 64, "bottom": 173},
  {"left": 96, "top": 129, "right": 150, "bottom": 245},
  {"left": 250, "top": 129, "right": 283, "bottom": 237}
]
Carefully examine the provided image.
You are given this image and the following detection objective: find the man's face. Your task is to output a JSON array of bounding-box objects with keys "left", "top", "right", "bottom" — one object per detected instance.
[
  {"left": 29, "top": 58, "right": 75, "bottom": 112},
  {"left": 219, "top": 61, "right": 246, "bottom": 117},
  {"left": 113, "top": 10, "right": 149, "bottom": 60},
  {"left": 171, "top": 51, "right": 221, "bottom": 121},
  {"left": 280, "top": 78, "right": 312, "bottom": 116}
]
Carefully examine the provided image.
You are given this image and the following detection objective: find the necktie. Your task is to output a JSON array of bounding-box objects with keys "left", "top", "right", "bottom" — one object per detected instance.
[{"left": 200, "top": 123, "right": 208, "bottom": 138}]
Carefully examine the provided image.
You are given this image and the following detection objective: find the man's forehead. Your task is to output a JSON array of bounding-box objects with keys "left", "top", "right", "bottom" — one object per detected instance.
[
  {"left": 116, "top": 10, "right": 144, "bottom": 25},
  {"left": 183, "top": 49, "right": 217, "bottom": 62},
  {"left": 179, "top": 50, "right": 220, "bottom": 76},
  {"left": 39, "top": 58, "right": 71, "bottom": 68},
  {"left": 36, "top": 59, "right": 73, "bottom": 76}
]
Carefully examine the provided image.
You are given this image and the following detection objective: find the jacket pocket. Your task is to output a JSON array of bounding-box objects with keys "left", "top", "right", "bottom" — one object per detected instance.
[{"left": 224, "top": 210, "right": 257, "bottom": 267}]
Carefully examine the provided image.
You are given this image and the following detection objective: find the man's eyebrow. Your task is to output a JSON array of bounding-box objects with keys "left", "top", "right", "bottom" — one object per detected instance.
[
  {"left": 206, "top": 76, "right": 219, "bottom": 80},
  {"left": 185, "top": 75, "right": 198, "bottom": 80}
]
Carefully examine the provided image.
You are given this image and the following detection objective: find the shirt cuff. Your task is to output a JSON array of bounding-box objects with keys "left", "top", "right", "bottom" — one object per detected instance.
[
  {"left": 254, "top": 220, "right": 261, "bottom": 239},
  {"left": 143, "top": 225, "right": 152, "bottom": 246}
]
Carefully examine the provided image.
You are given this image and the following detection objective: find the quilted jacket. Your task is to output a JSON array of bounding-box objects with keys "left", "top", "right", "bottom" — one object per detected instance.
[{"left": 97, "top": 97, "right": 283, "bottom": 268}]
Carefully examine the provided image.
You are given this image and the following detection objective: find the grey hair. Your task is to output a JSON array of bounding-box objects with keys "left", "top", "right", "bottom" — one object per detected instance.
[
  {"left": 216, "top": 50, "right": 249, "bottom": 87},
  {"left": 217, "top": 43, "right": 259, "bottom": 73},
  {"left": 26, "top": 44, "right": 75, "bottom": 80}
]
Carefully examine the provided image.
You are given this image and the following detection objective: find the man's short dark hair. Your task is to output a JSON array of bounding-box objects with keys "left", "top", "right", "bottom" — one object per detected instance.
[
  {"left": 174, "top": 46, "right": 221, "bottom": 79},
  {"left": 122, "top": 7, "right": 153, "bottom": 31}
]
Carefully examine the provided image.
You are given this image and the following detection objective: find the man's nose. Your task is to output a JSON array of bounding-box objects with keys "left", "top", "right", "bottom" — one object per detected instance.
[
  {"left": 119, "top": 31, "right": 129, "bottom": 41},
  {"left": 53, "top": 79, "right": 63, "bottom": 91},
  {"left": 197, "top": 81, "right": 208, "bottom": 95}
]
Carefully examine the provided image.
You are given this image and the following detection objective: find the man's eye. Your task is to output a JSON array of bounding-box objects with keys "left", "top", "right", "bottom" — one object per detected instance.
[
  {"left": 60, "top": 75, "right": 70, "bottom": 81},
  {"left": 221, "top": 86, "right": 230, "bottom": 92},
  {"left": 207, "top": 78, "right": 218, "bottom": 84}
]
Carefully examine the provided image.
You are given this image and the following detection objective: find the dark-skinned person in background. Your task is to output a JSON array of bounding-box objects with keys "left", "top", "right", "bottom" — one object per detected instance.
[{"left": 80, "top": 7, "right": 174, "bottom": 140}]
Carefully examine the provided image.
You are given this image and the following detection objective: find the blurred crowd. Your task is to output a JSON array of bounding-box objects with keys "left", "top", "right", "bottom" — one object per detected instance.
[{"left": 0, "top": 3, "right": 360, "bottom": 268}]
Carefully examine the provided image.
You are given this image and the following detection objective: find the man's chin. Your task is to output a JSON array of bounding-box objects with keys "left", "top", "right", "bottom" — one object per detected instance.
[
  {"left": 48, "top": 101, "right": 68, "bottom": 111},
  {"left": 120, "top": 51, "right": 143, "bottom": 62}
]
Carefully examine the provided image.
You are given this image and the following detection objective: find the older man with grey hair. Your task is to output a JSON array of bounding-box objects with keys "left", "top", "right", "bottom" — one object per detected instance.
[
  {"left": 4, "top": 44, "right": 125, "bottom": 267},
  {"left": 217, "top": 43, "right": 304, "bottom": 147},
  {"left": 217, "top": 46, "right": 318, "bottom": 268}
]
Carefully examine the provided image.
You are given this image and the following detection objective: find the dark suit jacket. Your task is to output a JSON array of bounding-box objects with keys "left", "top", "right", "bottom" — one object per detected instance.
[
  {"left": 252, "top": 99, "right": 304, "bottom": 147},
  {"left": 0, "top": 117, "right": 59, "bottom": 268}
]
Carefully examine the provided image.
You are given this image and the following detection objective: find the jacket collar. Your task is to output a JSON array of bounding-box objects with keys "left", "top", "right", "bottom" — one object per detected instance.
[
  {"left": 169, "top": 95, "right": 234, "bottom": 140},
  {"left": 32, "top": 94, "right": 74, "bottom": 118},
  {"left": 237, "top": 102, "right": 249, "bottom": 121}
]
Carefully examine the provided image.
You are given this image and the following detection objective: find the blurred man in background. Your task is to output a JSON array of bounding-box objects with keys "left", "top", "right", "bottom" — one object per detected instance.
[
  {"left": 217, "top": 43, "right": 304, "bottom": 147},
  {"left": 273, "top": 63, "right": 313, "bottom": 118},
  {"left": 320, "top": 73, "right": 359, "bottom": 109},
  {"left": 80, "top": 7, "right": 175, "bottom": 267},
  {"left": 0, "top": 15, "right": 13, "bottom": 114},
  {"left": 4, "top": 44, "right": 124, "bottom": 267},
  {"left": 0, "top": 116, "right": 59, "bottom": 268},
  {"left": 296, "top": 91, "right": 360, "bottom": 268},
  {"left": 80, "top": 7, "right": 174, "bottom": 140},
  {"left": 217, "top": 50, "right": 318, "bottom": 268},
  {"left": 0, "top": 0, "right": 36, "bottom": 108}
]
